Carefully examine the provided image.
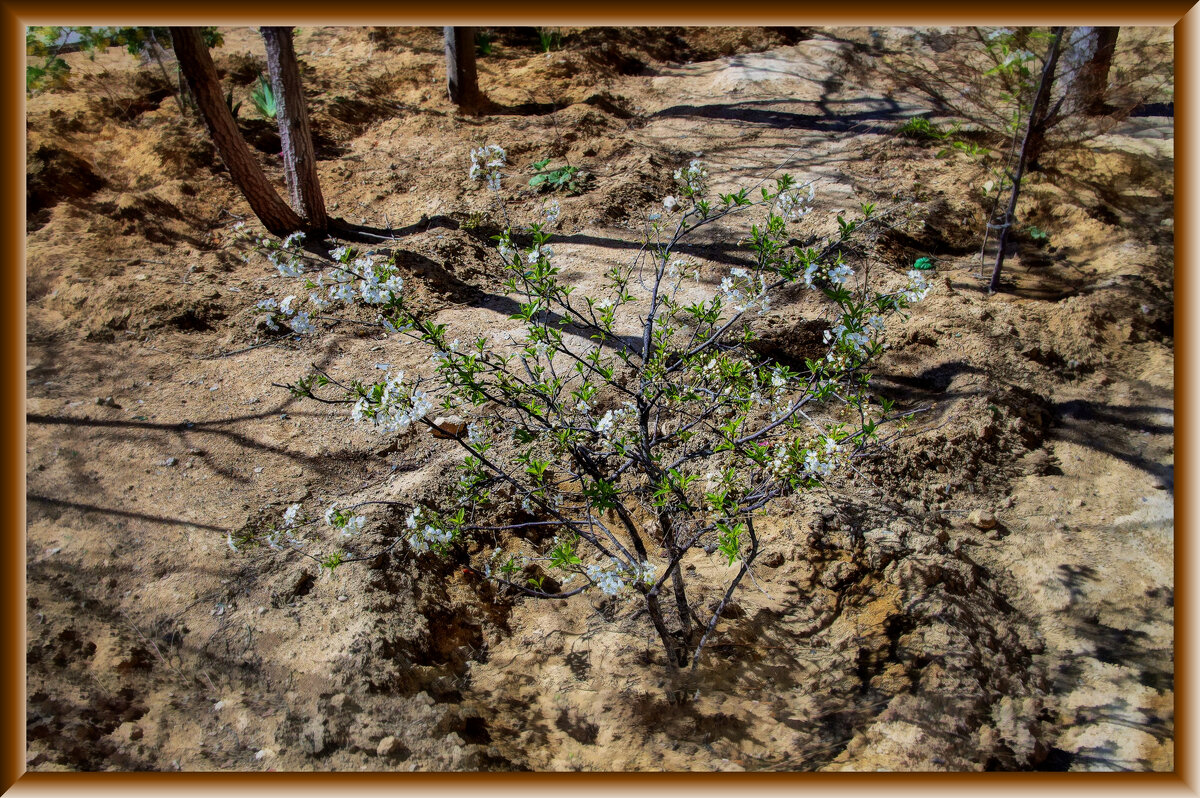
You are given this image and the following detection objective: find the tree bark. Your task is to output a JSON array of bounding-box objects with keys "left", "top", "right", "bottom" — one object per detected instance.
[
  {"left": 444, "top": 26, "right": 482, "bottom": 112},
  {"left": 261, "top": 26, "right": 328, "bottom": 231},
  {"left": 1062, "top": 26, "right": 1119, "bottom": 115},
  {"left": 170, "top": 27, "right": 303, "bottom": 238}
]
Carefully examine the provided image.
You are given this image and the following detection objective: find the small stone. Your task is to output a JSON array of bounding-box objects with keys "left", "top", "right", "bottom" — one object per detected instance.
[
  {"left": 337, "top": 595, "right": 348, "bottom": 602},
  {"left": 430, "top": 415, "right": 466, "bottom": 439},
  {"left": 758, "top": 550, "right": 785, "bottom": 568},
  {"left": 213, "top": 701, "right": 225, "bottom": 711},
  {"left": 968, "top": 509, "right": 997, "bottom": 530},
  {"left": 907, "top": 533, "right": 941, "bottom": 554},
  {"left": 255, "top": 748, "right": 275, "bottom": 761},
  {"left": 164, "top": 457, "right": 178, "bottom": 467},
  {"left": 96, "top": 396, "right": 117, "bottom": 407},
  {"left": 257, "top": 606, "right": 267, "bottom": 615},
  {"left": 377, "top": 736, "right": 406, "bottom": 759},
  {"left": 254, "top": 467, "right": 264, "bottom": 474}
]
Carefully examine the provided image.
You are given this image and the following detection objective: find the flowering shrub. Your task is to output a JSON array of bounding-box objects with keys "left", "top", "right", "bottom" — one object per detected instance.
[{"left": 229, "top": 149, "right": 931, "bottom": 679}]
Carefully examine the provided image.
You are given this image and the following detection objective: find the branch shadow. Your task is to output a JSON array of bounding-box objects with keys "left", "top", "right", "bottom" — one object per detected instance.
[
  {"left": 650, "top": 97, "right": 911, "bottom": 136},
  {"left": 1048, "top": 399, "right": 1174, "bottom": 492}
]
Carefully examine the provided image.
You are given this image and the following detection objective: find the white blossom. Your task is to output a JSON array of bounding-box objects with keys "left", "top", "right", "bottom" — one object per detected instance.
[
  {"left": 341, "top": 514, "right": 366, "bottom": 537},
  {"left": 587, "top": 562, "right": 626, "bottom": 596},
  {"left": 902, "top": 270, "right": 931, "bottom": 302},
  {"left": 827, "top": 263, "right": 855, "bottom": 286},
  {"left": 329, "top": 282, "right": 357, "bottom": 303},
  {"left": 470, "top": 144, "right": 507, "bottom": 193},
  {"left": 674, "top": 159, "right": 709, "bottom": 195},
  {"left": 776, "top": 183, "right": 815, "bottom": 221},
  {"left": 595, "top": 408, "right": 627, "bottom": 435},
  {"left": 289, "top": 311, "right": 316, "bottom": 335}
]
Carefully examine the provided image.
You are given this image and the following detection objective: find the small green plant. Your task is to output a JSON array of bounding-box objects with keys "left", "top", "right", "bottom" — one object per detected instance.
[
  {"left": 912, "top": 257, "right": 935, "bottom": 271},
  {"left": 475, "top": 29, "right": 494, "bottom": 56},
  {"left": 249, "top": 73, "right": 277, "bottom": 120},
  {"left": 896, "top": 116, "right": 947, "bottom": 141},
  {"left": 938, "top": 139, "right": 991, "bottom": 160},
  {"left": 529, "top": 157, "right": 583, "bottom": 193},
  {"left": 1026, "top": 225, "right": 1050, "bottom": 244},
  {"left": 461, "top": 210, "right": 490, "bottom": 231},
  {"left": 536, "top": 27, "right": 561, "bottom": 53}
]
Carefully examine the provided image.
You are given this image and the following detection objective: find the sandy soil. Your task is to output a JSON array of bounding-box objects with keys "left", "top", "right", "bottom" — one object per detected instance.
[{"left": 25, "top": 26, "right": 1174, "bottom": 771}]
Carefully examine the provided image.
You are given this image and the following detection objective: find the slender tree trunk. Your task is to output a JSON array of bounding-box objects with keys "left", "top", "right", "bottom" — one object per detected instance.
[
  {"left": 989, "top": 27, "right": 1065, "bottom": 294},
  {"left": 170, "top": 27, "right": 303, "bottom": 237},
  {"left": 1021, "top": 28, "right": 1068, "bottom": 173},
  {"left": 261, "top": 26, "right": 328, "bottom": 232},
  {"left": 444, "top": 26, "right": 482, "bottom": 111}
]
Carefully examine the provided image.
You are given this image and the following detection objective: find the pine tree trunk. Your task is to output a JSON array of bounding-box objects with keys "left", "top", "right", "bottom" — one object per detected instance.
[
  {"left": 444, "top": 27, "right": 482, "bottom": 112},
  {"left": 261, "top": 26, "right": 328, "bottom": 231},
  {"left": 169, "top": 26, "right": 303, "bottom": 238}
]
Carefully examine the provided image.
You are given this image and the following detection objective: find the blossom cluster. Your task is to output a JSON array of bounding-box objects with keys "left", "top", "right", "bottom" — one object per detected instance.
[
  {"left": 256, "top": 294, "right": 316, "bottom": 335},
  {"left": 797, "top": 256, "right": 855, "bottom": 290},
  {"left": 823, "top": 313, "right": 885, "bottom": 357},
  {"left": 265, "top": 231, "right": 307, "bottom": 278},
  {"left": 585, "top": 557, "right": 658, "bottom": 597},
  {"left": 902, "top": 269, "right": 932, "bottom": 303},
  {"left": 324, "top": 503, "right": 366, "bottom": 538},
  {"left": 718, "top": 267, "right": 772, "bottom": 316},
  {"left": 767, "top": 435, "right": 846, "bottom": 481},
  {"left": 350, "top": 370, "right": 434, "bottom": 435},
  {"left": 404, "top": 506, "right": 454, "bottom": 553},
  {"left": 469, "top": 144, "right": 506, "bottom": 192},
  {"left": 325, "top": 247, "right": 405, "bottom": 306},
  {"left": 776, "top": 183, "right": 816, "bottom": 221},
  {"left": 674, "top": 159, "right": 709, "bottom": 196}
]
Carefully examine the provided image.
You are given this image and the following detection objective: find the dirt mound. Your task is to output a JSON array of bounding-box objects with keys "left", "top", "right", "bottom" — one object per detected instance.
[
  {"left": 27, "top": 145, "right": 105, "bottom": 220},
  {"left": 25, "top": 25, "right": 1174, "bottom": 772}
]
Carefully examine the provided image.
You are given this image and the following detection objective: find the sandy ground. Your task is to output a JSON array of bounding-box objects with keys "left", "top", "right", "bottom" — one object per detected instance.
[{"left": 25, "top": 26, "right": 1173, "bottom": 771}]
